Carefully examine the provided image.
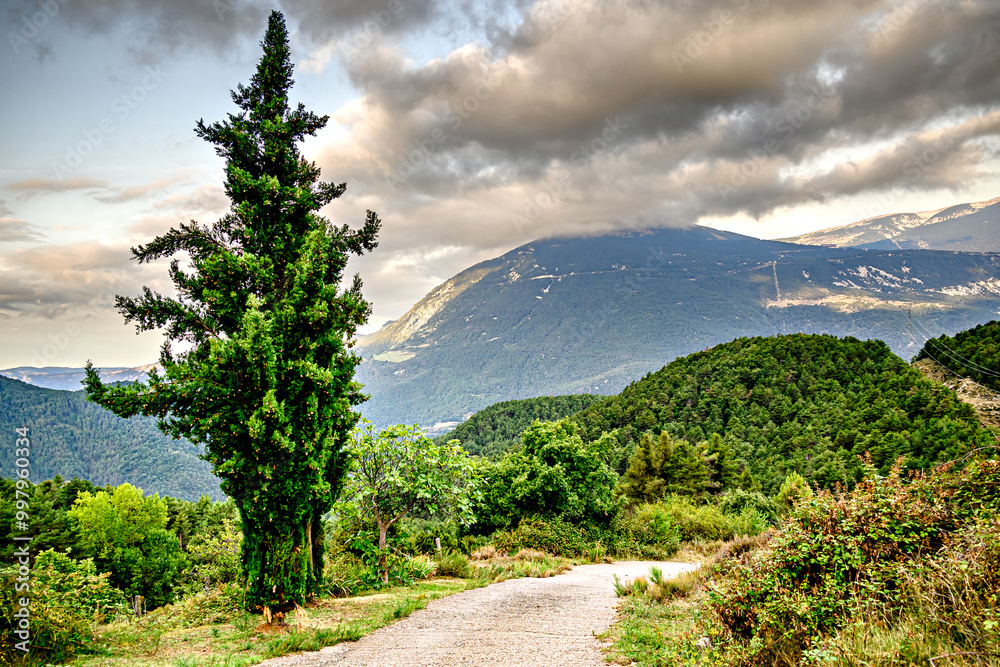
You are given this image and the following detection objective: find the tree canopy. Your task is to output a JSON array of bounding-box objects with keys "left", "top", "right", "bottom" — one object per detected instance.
[
  {"left": 83, "top": 10, "right": 379, "bottom": 612},
  {"left": 916, "top": 319, "right": 1000, "bottom": 392}
]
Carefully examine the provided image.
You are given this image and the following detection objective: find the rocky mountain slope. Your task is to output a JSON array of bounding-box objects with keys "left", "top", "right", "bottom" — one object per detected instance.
[{"left": 356, "top": 226, "right": 1000, "bottom": 427}]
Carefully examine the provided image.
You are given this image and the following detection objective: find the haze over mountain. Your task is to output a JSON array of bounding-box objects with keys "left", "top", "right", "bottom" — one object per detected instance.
[
  {"left": 356, "top": 226, "right": 1000, "bottom": 428},
  {"left": 0, "top": 365, "right": 156, "bottom": 392},
  {"left": 780, "top": 196, "right": 1000, "bottom": 251}
]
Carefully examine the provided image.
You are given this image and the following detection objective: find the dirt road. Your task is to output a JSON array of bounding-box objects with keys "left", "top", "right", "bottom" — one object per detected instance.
[{"left": 258, "top": 560, "right": 697, "bottom": 667}]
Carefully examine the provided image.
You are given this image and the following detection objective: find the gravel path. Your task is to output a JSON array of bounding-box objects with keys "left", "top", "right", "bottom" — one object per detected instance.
[{"left": 258, "top": 561, "right": 698, "bottom": 667}]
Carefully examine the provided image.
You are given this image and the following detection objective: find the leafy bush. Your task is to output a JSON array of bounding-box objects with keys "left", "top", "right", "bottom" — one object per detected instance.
[
  {"left": 657, "top": 496, "right": 738, "bottom": 542},
  {"left": 613, "top": 503, "right": 682, "bottom": 559},
  {"left": 491, "top": 516, "right": 589, "bottom": 556},
  {"left": 474, "top": 419, "right": 619, "bottom": 534},
  {"left": 398, "top": 518, "right": 459, "bottom": 555},
  {"left": 177, "top": 514, "right": 242, "bottom": 597},
  {"left": 708, "top": 458, "right": 1000, "bottom": 665},
  {"left": 436, "top": 550, "right": 471, "bottom": 578},
  {"left": 716, "top": 488, "right": 780, "bottom": 524},
  {"left": 0, "top": 549, "right": 128, "bottom": 663}
]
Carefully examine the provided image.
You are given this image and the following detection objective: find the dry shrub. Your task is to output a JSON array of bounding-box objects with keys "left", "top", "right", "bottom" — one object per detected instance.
[{"left": 471, "top": 545, "right": 498, "bottom": 560}]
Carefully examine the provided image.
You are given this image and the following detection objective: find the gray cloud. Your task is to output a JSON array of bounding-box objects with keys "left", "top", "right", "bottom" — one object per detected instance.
[
  {"left": 5, "top": 0, "right": 272, "bottom": 60},
  {"left": 0, "top": 218, "right": 45, "bottom": 243},
  {"left": 318, "top": 0, "right": 1000, "bottom": 244}
]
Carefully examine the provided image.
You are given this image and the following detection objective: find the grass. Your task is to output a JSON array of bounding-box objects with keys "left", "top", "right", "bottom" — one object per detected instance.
[
  {"left": 72, "top": 579, "right": 466, "bottom": 667},
  {"left": 71, "top": 552, "right": 578, "bottom": 667}
]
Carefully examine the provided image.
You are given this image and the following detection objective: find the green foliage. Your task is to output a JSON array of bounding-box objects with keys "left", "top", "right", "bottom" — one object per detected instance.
[
  {"left": 574, "top": 333, "right": 989, "bottom": 494},
  {"left": 614, "top": 503, "right": 682, "bottom": 559},
  {"left": 716, "top": 488, "right": 780, "bottom": 525},
  {"left": 341, "top": 421, "right": 478, "bottom": 583},
  {"left": 177, "top": 513, "right": 243, "bottom": 596},
  {"left": 916, "top": 319, "right": 1000, "bottom": 392},
  {"left": 619, "top": 430, "right": 726, "bottom": 501},
  {"left": 490, "top": 516, "right": 590, "bottom": 557},
  {"left": 0, "top": 549, "right": 127, "bottom": 663},
  {"left": 0, "top": 378, "right": 221, "bottom": 501},
  {"left": 775, "top": 471, "right": 813, "bottom": 513},
  {"left": 707, "top": 458, "right": 1000, "bottom": 665},
  {"left": 474, "top": 419, "right": 619, "bottom": 534},
  {"left": 81, "top": 11, "right": 381, "bottom": 612},
  {"left": 436, "top": 394, "right": 606, "bottom": 458},
  {"left": 435, "top": 550, "right": 472, "bottom": 578},
  {"left": 68, "top": 483, "right": 183, "bottom": 607}
]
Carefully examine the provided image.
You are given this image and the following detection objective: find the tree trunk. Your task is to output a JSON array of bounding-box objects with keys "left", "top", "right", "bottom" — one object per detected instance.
[
  {"left": 378, "top": 521, "right": 389, "bottom": 585},
  {"left": 242, "top": 512, "right": 314, "bottom": 614}
]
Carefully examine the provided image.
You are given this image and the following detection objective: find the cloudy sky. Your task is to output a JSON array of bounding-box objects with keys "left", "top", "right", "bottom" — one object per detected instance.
[{"left": 1, "top": 0, "right": 999, "bottom": 368}]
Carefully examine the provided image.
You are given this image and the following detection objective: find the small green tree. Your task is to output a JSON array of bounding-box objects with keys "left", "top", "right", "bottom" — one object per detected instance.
[
  {"left": 620, "top": 431, "right": 712, "bottom": 503},
  {"left": 68, "top": 483, "right": 182, "bottom": 607},
  {"left": 343, "top": 422, "right": 478, "bottom": 584},
  {"left": 477, "top": 419, "right": 619, "bottom": 532},
  {"left": 776, "top": 471, "right": 813, "bottom": 513},
  {"left": 82, "top": 10, "right": 380, "bottom": 613}
]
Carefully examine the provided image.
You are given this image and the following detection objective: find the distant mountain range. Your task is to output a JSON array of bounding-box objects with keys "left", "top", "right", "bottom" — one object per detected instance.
[
  {"left": 780, "top": 196, "right": 1000, "bottom": 251},
  {"left": 0, "top": 365, "right": 156, "bottom": 391},
  {"left": 355, "top": 226, "right": 1000, "bottom": 427}
]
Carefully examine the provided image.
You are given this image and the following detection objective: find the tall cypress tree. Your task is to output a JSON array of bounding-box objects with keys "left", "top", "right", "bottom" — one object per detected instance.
[{"left": 84, "top": 10, "right": 380, "bottom": 613}]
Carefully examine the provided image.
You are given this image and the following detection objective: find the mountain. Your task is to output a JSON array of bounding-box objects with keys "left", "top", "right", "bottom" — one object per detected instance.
[
  {"left": 355, "top": 226, "right": 1000, "bottom": 427},
  {"left": 779, "top": 196, "right": 1000, "bottom": 251},
  {"left": 0, "top": 376, "right": 222, "bottom": 501},
  {"left": 0, "top": 365, "right": 157, "bottom": 391},
  {"left": 570, "top": 333, "right": 989, "bottom": 493}
]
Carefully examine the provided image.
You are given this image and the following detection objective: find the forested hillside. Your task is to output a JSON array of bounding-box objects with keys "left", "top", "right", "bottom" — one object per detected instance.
[
  {"left": 916, "top": 319, "right": 1000, "bottom": 392},
  {"left": 572, "top": 333, "right": 989, "bottom": 493},
  {"left": 436, "top": 394, "right": 605, "bottom": 458},
  {"left": 0, "top": 377, "right": 221, "bottom": 500}
]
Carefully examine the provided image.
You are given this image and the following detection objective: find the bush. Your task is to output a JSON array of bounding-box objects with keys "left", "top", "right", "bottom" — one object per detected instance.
[
  {"left": 658, "top": 496, "right": 736, "bottom": 542},
  {"left": 717, "top": 488, "right": 780, "bottom": 524},
  {"left": 491, "top": 516, "right": 589, "bottom": 557},
  {"left": 613, "top": 503, "right": 682, "bottom": 559},
  {"left": 398, "top": 518, "right": 459, "bottom": 555},
  {"left": 708, "top": 458, "right": 1000, "bottom": 665},
  {"left": 177, "top": 515, "right": 242, "bottom": 597},
  {"left": 0, "top": 550, "right": 128, "bottom": 663},
  {"left": 436, "top": 550, "right": 472, "bottom": 578}
]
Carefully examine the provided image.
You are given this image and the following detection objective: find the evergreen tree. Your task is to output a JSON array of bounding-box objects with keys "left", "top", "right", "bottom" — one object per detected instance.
[{"left": 83, "top": 11, "right": 379, "bottom": 613}]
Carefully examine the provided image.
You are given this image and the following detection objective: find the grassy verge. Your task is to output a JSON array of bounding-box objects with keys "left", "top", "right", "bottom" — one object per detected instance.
[{"left": 71, "top": 553, "right": 578, "bottom": 667}]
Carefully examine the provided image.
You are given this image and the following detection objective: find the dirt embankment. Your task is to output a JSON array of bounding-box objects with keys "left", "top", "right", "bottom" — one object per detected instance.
[{"left": 913, "top": 358, "right": 1000, "bottom": 429}]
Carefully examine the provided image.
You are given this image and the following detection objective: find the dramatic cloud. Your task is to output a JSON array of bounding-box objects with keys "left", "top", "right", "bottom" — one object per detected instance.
[{"left": 310, "top": 0, "right": 1000, "bottom": 256}]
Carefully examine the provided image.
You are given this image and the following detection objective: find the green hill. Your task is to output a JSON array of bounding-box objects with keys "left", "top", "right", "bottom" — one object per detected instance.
[
  {"left": 0, "top": 377, "right": 222, "bottom": 501},
  {"left": 916, "top": 319, "right": 1000, "bottom": 393},
  {"left": 571, "top": 333, "right": 989, "bottom": 493},
  {"left": 436, "top": 394, "right": 605, "bottom": 458}
]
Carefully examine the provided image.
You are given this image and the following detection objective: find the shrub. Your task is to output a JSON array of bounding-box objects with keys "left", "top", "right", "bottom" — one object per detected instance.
[
  {"left": 708, "top": 458, "right": 999, "bottom": 665},
  {"left": 436, "top": 550, "right": 472, "bottom": 578},
  {"left": 491, "top": 516, "right": 588, "bottom": 557},
  {"left": 0, "top": 549, "right": 128, "bottom": 663},
  {"left": 717, "top": 488, "right": 780, "bottom": 524},
  {"left": 658, "top": 496, "right": 736, "bottom": 542},
  {"left": 613, "top": 503, "right": 682, "bottom": 559}
]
